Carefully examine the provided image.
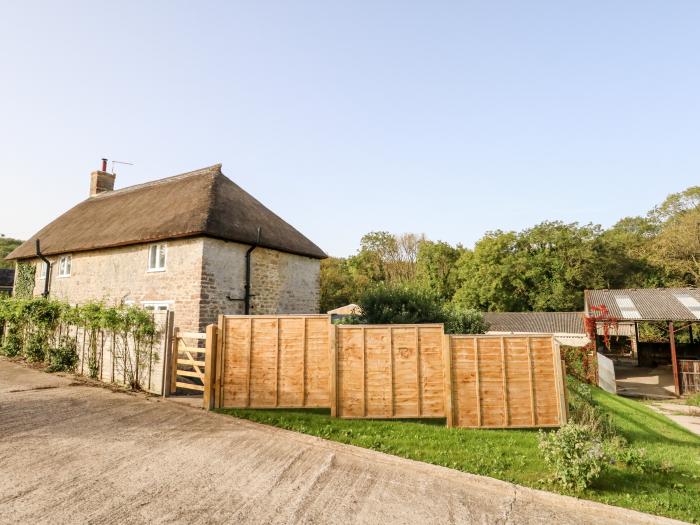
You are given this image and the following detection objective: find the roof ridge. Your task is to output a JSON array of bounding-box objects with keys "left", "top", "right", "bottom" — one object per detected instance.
[{"left": 90, "top": 163, "right": 222, "bottom": 200}]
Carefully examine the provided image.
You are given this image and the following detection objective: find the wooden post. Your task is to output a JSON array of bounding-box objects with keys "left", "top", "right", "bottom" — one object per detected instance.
[
  {"left": 169, "top": 327, "right": 180, "bottom": 395},
  {"left": 552, "top": 340, "right": 567, "bottom": 425},
  {"left": 442, "top": 334, "right": 454, "bottom": 428},
  {"left": 246, "top": 317, "right": 252, "bottom": 407},
  {"left": 214, "top": 315, "right": 224, "bottom": 408},
  {"left": 388, "top": 328, "right": 394, "bottom": 417},
  {"left": 361, "top": 328, "right": 367, "bottom": 417},
  {"left": 415, "top": 327, "right": 422, "bottom": 417},
  {"left": 329, "top": 324, "right": 338, "bottom": 417},
  {"left": 561, "top": 359, "right": 569, "bottom": 422},
  {"left": 301, "top": 317, "right": 307, "bottom": 406},
  {"left": 274, "top": 318, "right": 280, "bottom": 407},
  {"left": 203, "top": 324, "right": 218, "bottom": 410},
  {"left": 474, "top": 337, "right": 482, "bottom": 427},
  {"left": 500, "top": 337, "right": 509, "bottom": 427},
  {"left": 161, "top": 311, "right": 175, "bottom": 396},
  {"left": 526, "top": 337, "right": 536, "bottom": 426},
  {"left": 670, "top": 322, "right": 680, "bottom": 396}
]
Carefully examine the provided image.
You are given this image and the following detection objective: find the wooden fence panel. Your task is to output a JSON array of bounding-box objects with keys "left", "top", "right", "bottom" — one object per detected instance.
[
  {"left": 219, "top": 315, "right": 331, "bottom": 408},
  {"left": 680, "top": 359, "right": 700, "bottom": 394},
  {"left": 333, "top": 324, "right": 445, "bottom": 419},
  {"left": 448, "top": 335, "right": 566, "bottom": 428}
]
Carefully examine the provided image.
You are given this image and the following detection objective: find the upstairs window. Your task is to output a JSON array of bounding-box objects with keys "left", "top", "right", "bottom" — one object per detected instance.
[
  {"left": 58, "top": 255, "right": 72, "bottom": 277},
  {"left": 39, "top": 262, "right": 48, "bottom": 279},
  {"left": 148, "top": 243, "right": 167, "bottom": 272}
]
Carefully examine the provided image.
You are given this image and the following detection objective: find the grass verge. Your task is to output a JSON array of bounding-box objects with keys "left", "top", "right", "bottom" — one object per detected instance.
[{"left": 217, "top": 385, "right": 700, "bottom": 523}]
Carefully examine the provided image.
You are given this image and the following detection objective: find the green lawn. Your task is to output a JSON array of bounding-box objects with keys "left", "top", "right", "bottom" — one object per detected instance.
[{"left": 217, "top": 385, "right": 700, "bottom": 523}]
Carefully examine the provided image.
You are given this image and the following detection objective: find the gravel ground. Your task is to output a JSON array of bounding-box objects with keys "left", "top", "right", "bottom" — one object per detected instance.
[{"left": 0, "top": 359, "right": 686, "bottom": 525}]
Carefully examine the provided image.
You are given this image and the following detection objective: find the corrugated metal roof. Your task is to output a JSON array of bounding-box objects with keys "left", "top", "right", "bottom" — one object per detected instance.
[
  {"left": 483, "top": 312, "right": 585, "bottom": 334},
  {"left": 585, "top": 288, "right": 700, "bottom": 321}
]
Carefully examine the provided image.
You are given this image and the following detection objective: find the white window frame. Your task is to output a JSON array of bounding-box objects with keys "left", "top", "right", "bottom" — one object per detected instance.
[
  {"left": 147, "top": 243, "right": 167, "bottom": 272},
  {"left": 58, "top": 255, "right": 72, "bottom": 278},
  {"left": 39, "top": 261, "right": 48, "bottom": 280},
  {"left": 142, "top": 301, "right": 173, "bottom": 312}
]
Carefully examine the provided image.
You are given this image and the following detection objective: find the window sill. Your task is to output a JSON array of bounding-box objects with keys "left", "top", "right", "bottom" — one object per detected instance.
[{"left": 147, "top": 268, "right": 166, "bottom": 273}]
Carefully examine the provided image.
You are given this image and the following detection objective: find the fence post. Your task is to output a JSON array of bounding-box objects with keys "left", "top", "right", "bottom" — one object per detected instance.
[
  {"left": 214, "top": 315, "right": 225, "bottom": 408},
  {"left": 442, "top": 334, "right": 454, "bottom": 428},
  {"left": 203, "top": 324, "right": 218, "bottom": 410},
  {"left": 161, "top": 311, "right": 175, "bottom": 396},
  {"left": 329, "top": 323, "right": 338, "bottom": 417},
  {"left": 169, "top": 327, "right": 180, "bottom": 395}
]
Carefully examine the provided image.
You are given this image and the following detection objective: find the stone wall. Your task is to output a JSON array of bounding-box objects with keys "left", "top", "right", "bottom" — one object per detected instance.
[
  {"left": 21, "top": 236, "right": 321, "bottom": 332},
  {"left": 26, "top": 238, "right": 205, "bottom": 331},
  {"left": 200, "top": 238, "right": 321, "bottom": 326}
]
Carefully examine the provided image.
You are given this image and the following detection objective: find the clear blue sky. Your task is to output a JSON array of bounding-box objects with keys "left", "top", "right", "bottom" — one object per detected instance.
[{"left": 1, "top": 2, "right": 698, "bottom": 257}]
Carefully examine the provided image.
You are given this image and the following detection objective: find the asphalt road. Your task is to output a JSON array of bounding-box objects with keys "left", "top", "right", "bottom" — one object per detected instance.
[{"left": 0, "top": 359, "right": 685, "bottom": 524}]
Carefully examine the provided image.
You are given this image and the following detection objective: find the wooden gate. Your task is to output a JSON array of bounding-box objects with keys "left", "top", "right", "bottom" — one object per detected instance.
[{"left": 169, "top": 325, "right": 218, "bottom": 408}]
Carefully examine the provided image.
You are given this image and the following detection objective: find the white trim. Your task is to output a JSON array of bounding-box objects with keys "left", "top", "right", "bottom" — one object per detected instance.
[
  {"left": 142, "top": 300, "right": 173, "bottom": 312},
  {"left": 147, "top": 243, "right": 167, "bottom": 272},
  {"left": 39, "top": 262, "right": 47, "bottom": 280},
  {"left": 57, "top": 255, "right": 72, "bottom": 278}
]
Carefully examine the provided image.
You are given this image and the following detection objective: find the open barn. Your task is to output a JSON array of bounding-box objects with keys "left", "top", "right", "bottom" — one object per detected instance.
[{"left": 585, "top": 288, "right": 700, "bottom": 397}]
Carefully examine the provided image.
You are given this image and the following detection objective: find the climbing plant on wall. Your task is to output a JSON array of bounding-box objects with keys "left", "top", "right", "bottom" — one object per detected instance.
[{"left": 13, "top": 263, "right": 35, "bottom": 298}]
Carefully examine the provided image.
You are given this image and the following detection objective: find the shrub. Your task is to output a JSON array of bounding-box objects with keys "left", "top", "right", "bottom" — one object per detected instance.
[
  {"left": 539, "top": 423, "right": 606, "bottom": 491},
  {"left": 566, "top": 378, "right": 616, "bottom": 439},
  {"left": 354, "top": 283, "right": 488, "bottom": 333},
  {"left": 23, "top": 332, "right": 47, "bottom": 362},
  {"left": 604, "top": 436, "right": 651, "bottom": 473},
  {"left": 46, "top": 336, "right": 79, "bottom": 373},
  {"left": 560, "top": 345, "right": 597, "bottom": 384},
  {"left": 1, "top": 329, "right": 23, "bottom": 357},
  {"left": 442, "top": 304, "right": 489, "bottom": 334},
  {"left": 357, "top": 284, "right": 444, "bottom": 325}
]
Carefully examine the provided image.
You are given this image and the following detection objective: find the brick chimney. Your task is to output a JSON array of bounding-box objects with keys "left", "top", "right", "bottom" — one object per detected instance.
[{"left": 90, "top": 158, "right": 115, "bottom": 197}]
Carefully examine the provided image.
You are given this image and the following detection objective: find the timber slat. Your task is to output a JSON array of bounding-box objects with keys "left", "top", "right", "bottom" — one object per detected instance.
[
  {"left": 176, "top": 381, "right": 205, "bottom": 391},
  {"left": 177, "top": 358, "right": 206, "bottom": 366},
  {"left": 177, "top": 370, "right": 204, "bottom": 379}
]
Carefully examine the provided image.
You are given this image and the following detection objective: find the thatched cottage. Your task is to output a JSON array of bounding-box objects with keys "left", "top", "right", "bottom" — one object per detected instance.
[{"left": 6, "top": 162, "right": 326, "bottom": 330}]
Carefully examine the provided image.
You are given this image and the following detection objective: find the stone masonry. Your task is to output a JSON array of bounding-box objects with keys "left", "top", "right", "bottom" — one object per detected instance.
[{"left": 24, "top": 236, "right": 321, "bottom": 331}]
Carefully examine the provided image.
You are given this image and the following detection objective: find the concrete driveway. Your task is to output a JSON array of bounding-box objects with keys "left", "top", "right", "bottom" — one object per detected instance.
[{"left": 0, "top": 359, "right": 684, "bottom": 524}]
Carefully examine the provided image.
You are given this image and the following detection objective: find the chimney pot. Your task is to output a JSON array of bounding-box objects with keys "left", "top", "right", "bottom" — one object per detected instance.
[{"left": 90, "top": 161, "right": 115, "bottom": 197}]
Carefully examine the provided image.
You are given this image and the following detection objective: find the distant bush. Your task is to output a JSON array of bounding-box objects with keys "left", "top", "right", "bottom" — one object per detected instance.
[
  {"left": 442, "top": 304, "right": 489, "bottom": 334},
  {"left": 538, "top": 423, "right": 606, "bottom": 491},
  {"left": 353, "top": 284, "right": 488, "bottom": 333}
]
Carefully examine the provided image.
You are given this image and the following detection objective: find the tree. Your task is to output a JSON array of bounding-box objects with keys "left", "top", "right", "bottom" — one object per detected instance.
[
  {"left": 320, "top": 257, "right": 358, "bottom": 313},
  {"left": 649, "top": 206, "right": 700, "bottom": 286},
  {"left": 416, "top": 240, "right": 463, "bottom": 300},
  {"left": 0, "top": 236, "right": 22, "bottom": 270}
]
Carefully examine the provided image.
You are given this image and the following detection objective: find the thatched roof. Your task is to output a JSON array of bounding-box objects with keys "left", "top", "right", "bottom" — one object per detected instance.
[{"left": 7, "top": 165, "right": 326, "bottom": 260}]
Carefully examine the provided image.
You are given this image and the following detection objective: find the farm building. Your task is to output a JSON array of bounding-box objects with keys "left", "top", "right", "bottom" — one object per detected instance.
[
  {"left": 5, "top": 161, "right": 326, "bottom": 330},
  {"left": 585, "top": 288, "right": 700, "bottom": 396},
  {"left": 483, "top": 311, "right": 588, "bottom": 347}
]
